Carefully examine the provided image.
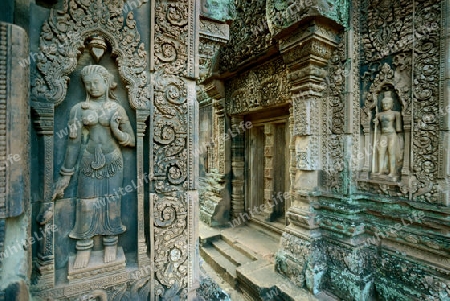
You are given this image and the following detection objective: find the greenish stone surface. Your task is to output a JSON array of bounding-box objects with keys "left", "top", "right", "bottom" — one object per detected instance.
[{"left": 201, "top": 0, "right": 236, "bottom": 22}]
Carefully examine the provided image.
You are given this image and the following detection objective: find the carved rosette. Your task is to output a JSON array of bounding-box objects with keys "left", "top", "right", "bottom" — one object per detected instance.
[
  {"left": 32, "top": 0, "right": 150, "bottom": 110},
  {"left": 153, "top": 0, "right": 196, "bottom": 78}
]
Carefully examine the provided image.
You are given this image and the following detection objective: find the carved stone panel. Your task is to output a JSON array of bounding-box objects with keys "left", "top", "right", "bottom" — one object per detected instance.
[
  {"left": 151, "top": 0, "right": 199, "bottom": 298},
  {"left": 29, "top": 0, "right": 198, "bottom": 299},
  {"left": 359, "top": 0, "right": 443, "bottom": 203},
  {"left": 226, "top": 58, "right": 291, "bottom": 115},
  {"left": 0, "top": 21, "right": 30, "bottom": 299},
  {"left": 0, "top": 22, "right": 29, "bottom": 219}
]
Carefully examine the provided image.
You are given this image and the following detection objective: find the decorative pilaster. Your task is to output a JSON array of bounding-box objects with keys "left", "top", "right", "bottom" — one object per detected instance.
[
  {"left": 231, "top": 116, "right": 245, "bottom": 219},
  {"left": 0, "top": 22, "right": 30, "bottom": 298},
  {"left": 212, "top": 98, "right": 228, "bottom": 175},
  {"left": 31, "top": 102, "right": 55, "bottom": 290},
  {"left": 136, "top": 110, "right": 150, "bottom": 268},
  {"left": 197, "top": 17, "right": 230, "bottom": 227},
  {"left": 150, "top": 0, "right": 199, "bottom": 297},
  {"left": 274, "top": 19, "right": 341, "bottom": 294},
  {"left": 263, "top": 124, "right": 275, "bottom": 221}
]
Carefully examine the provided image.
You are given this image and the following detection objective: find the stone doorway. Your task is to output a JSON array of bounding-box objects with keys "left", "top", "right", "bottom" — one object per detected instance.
[{"left": 245, "top": 108, "right": 291, "bottom": 232}]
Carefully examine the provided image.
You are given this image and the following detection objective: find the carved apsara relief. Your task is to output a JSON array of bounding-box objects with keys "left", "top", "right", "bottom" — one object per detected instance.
[
  {"left": 359, "top": 0, "right": 442, "bottom": 203},
  {"left": 30, "top": 0, "right": 153, "bottom": 296},
  {"left": 55, "top": 65, "right": 135, "bottom": 270},
  {"left": 360, "top": 63, "right": 412, "bottom": 190}
]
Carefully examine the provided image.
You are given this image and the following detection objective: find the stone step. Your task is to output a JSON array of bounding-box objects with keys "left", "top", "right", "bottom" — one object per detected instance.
[
  {"left": 211, "top": 239, "right": 254, "bottom": 267},
  {"left": 200, "top": 244, "right": 237, "bottom": 288},
  {"left": 221, "top": 235, "right": 259, "bottom": 261},
  {"left": 237, "top": 260, "right": 319, "bottom": 301},
  {"left": 247, "top": 218, "right": 284, "bottom": 242}
]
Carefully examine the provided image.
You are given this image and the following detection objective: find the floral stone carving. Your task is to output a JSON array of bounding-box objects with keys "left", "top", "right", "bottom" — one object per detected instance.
[{"left": 32, "top": 0, "right": 150, "bottom": 110}]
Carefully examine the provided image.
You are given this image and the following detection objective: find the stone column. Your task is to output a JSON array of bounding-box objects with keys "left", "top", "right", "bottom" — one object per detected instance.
[
  {"left": 136, "top": 110, "right": 151, "bottom": 268},
  {"left": 197, "top": 18, "right": 230, "bottom": 226},
  {"left": 197, "top": 80, "right": 231, "bottom": 227},
  {"left": 263, "top": 123, "right": 275, "bottom": 221},
  {"left": 30, "top": 102, "right": 55, "bottom": 290},
  {"left": 274, "top": 19, "right": 341, "bottom": 294}
]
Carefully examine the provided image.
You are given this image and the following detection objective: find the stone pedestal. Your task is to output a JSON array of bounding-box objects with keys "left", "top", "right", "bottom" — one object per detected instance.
[{"left": 67, "top": 247, "right": 126, "bottom": 283}]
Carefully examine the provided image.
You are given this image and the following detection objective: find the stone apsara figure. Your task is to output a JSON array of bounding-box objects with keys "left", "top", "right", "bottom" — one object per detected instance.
[
  {"left": 53, "top": 65, "right": 135, "bottom": 269},
  {"left": 372, "top": 91, "right": 402, "bottom": 178}
]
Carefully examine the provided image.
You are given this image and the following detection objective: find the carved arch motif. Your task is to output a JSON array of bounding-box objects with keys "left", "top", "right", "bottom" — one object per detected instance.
[
  {"left": 32, "top": 0, "right": 150, "bottom": 110},
  {"left": 360, "top": 63, "right": 415, "bottom": 195},
  {"left": 362, "top": 63, "right": 410, "bottom": 119}
]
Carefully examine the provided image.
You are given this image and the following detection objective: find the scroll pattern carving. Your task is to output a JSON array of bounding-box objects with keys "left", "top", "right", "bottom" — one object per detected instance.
[
  {"left": 361, "top": 0, "right": 414, "bottom": 62},
  {"left": 152, "top": 75, "right": 190, "bottom": 298},
  {"left": 152, "top": 194, "right": 188, "bottom": 299},
  {"left": 153, "top": 75, "right": 188, "bottom": 193},
  {"left": 154, "top": 0, "right": 195, "bottom": 78},
  {"left": 152, "top": 0, "right": 196, "bottom": 297},
  {"left": 32, "top": 0, "right": 150, "bottom": 110},
  {"left": 226, "top": 58, "right": 291, "bottom": 115}
]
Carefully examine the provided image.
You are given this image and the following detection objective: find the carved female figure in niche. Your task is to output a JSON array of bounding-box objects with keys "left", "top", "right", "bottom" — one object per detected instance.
[
  {"left": 372, "top": 91, "right": 402, "bottom": 178},
  {"left": 53, "top": 65, "right": 135, "bottom": 269}
]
